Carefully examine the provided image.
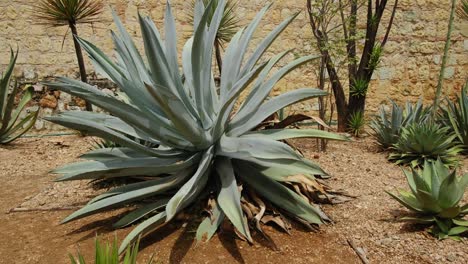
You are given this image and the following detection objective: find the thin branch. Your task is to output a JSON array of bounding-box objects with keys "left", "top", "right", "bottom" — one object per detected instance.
[{"left": 381, "top": 0, "right": 399, "bottom": 47}]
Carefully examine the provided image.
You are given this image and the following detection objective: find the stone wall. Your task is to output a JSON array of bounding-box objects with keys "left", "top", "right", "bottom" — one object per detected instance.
[{"left": 0, "top": 0, "right": 467, "bottom": 131}]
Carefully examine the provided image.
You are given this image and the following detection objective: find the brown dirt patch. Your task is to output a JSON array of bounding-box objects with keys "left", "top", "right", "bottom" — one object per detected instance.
[{"left": 0, "top": 135, "right": 466, "bottom": 263}]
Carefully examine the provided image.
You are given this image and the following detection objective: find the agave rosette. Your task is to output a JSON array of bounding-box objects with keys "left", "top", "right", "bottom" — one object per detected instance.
[
  {"left": 387, "top": 159, "right": 468, "bottom": 240},
  {"left": 389, "top": 123, "right": 462, "bottom": 167},
  {"left": 440, "top": 83, "right": 468, "bottom": 153},
  {"left": 1, "top": 49, "right": 39, "bottom": 144},
  {"left": 45, "top": 0, "right": 347, "bottom": 252},
  {"left": 370, "top": 99, "right": 431, "bottom": 149}
]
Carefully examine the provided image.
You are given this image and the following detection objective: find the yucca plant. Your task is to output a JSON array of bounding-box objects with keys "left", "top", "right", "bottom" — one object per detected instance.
[
  {"left": 440, "top": 83, "right": 468, "bottom": 154},
  {"left": 387, "top": 159, "right": 468, "bottom": 240},
  {"left": 370, "top": 99, "right": 431, "bottom": 149},
  {"left": 44, "top": 0, "right": 347, "bottom": 253},
  {"left": 389, "top": 123, "right": 462, "bottom": 167},
  {"left": 0, "top": 49, "right": 39, "bottom": 144},
  {"left": 187, "top": 0, "right": 240, "bottom": 75},
  {"left": 347, "top": 110, "right": 365, "bottom": 137},
  {"left": 70, "top": 237, "right": 154, "bottom": 264},
  {"left": 457, "top": 0, "right": 468, "bottom": 20},
  {"left": 34, "top": 0, "right": 104, "bottom": 111}
]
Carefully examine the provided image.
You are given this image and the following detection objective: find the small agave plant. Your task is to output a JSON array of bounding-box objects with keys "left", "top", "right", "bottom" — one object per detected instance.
[
  {"left": 370, "top": 99, "right": 431, "bottom": 149},
  {"left": 44, "top": 0, "right": 347, "bottom": 252},
  {"left": 440, "top": 83, "right": 468, "bottom": 154},
  {"left": 387, "top": 159, "right": 468, "bottom": 240},
  {"left": 389, "top": 123, "right": 462, "bottom": 167},
  {"left": 1, "top": 49, "right": 39, "bottom": 144}
]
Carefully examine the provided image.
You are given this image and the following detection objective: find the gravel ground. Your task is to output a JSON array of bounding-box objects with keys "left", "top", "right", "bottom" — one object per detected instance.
[{"left": 0, "top": 135, "right": 467, "bottom": 263}]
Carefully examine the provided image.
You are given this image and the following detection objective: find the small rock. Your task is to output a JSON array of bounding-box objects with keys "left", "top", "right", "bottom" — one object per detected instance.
[
  {"left": 39, "top": 94, "right": 58, "bottom": 109},
  {"left": 446, "top": 253, "right": 457, "bottom": 262},
  {"left": 33, "top": 84, "right": 44, "bottom": 92}
]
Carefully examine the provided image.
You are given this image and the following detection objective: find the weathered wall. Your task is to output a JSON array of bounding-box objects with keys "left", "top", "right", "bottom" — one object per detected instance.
[{"left": 0, "top": 0, "right": 467, "bottom": 130}]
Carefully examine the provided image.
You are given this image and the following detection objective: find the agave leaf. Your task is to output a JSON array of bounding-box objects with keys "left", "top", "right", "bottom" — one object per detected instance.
[
  {"left": 243, "top": 129, "right": 349, "bottom": 141},
  {"left": 216, "top": 157, "right": 252, "bottom": 242},
  {"left": 195, "top": 201, "right": 225, "bottom": 243},
  {"left": 438, "top": 206, "right": 461, "bottom": 219},
  {"left": 53, "top": 154, "right": 198, "bottom": 181},
  {"left": 46, "top": 115, "right": 186, "bottom": 157},
  {"left": 218, "top": 135, "right": 302, "bottom": 161},
  {"left": 81, "top": 148, "right": 156, "bottom": 161},
  {"left": 234, "top": 50, "right": 291, "bottom": 117},
  {"left": 43, "top": 78, "right": 190, "bottom": 149},
  {"left": 1, "top": 110, "right": 39, "bottom": 144},
  {"left": 114, "top": 199, "right": 169, "bottom": 228},
  {"left": 166, "top": 146, "right": 214, "bottom": 221},
  {"left": 3, "top": 86, "right": 35, "bottom": 132},
  {"left": 229, "top": 88, "right": 327, "bottom": 136},
  {"left": 232, "top": 55, "right": 321, "bottom": 128},
  {"left": 435, "top": 218, "right": 450, "bottom": 234},
  {"left": 219, "top": 4, "right": 271, "bottom": 99},
  {"left": 453, "top": 218, "right": 468, "bottom": 226},
  {"left": 58, "top": 111, "right": 160, "bottom": 145},
  {"left": 438, "top": 171, "right": 464, "bottom": 209},
  {"left": 400, "top": 215, "right": 435, "bottom": 224},
  {"left": 62, "top": 171, "right": 192, "bottom": 223},
  {"left": 240, "top": 12, "right": 299, "bottom": 76},
  {"left": 140, "top": 16, "right": 205, "bottom": 142},
  {"left": 119, "top": 212, "right": 167, "bottom": 254},
  {"left": 235, "top": 160, "right": 326, "bottom": 224},
  {"left": 386, "top": 190, "right": 423, "bottom": 213},
  {"left": 191, "top": 0, "right": 225, "bottom": 127},
  {"left": 0, "top": 49, "right": 17, "bottom": 114},
  {"left": 448, "top": 226, "right": 468, "bottom": 236},
  {"left": 417, "top": 189, "right": 442, "bottom": 213}
]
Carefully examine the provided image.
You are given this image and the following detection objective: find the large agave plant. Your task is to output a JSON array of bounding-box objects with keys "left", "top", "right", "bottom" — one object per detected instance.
[
  {"left": 370, "top": 99, "right": 431, "bottom": 149},
  {"left": 44, "top": 1, "right": 347, "bottom": 252},
  {"left": 0, "top": 49, "right": 39, "bottom": 144},
  {"left": 440, "top": 83, "right": 468, "bottom": 154},
  {"left": 389, "top": 123, "right": 462, "bottom": 167},
  {"left": 387, "top": 159, "right": 468, "bottom": 240}
]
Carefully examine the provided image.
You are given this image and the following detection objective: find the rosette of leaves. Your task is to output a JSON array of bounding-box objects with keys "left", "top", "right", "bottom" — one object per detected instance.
[
  {"left": 44, "top": 0, "right": 347, "bottom": 252},
  {"left": 387, "top": 159, "right": 468, "bottom": 240},
  {"left": 440, "top": 83, "right": 468, "bottom": 154},
  {"left": 389, "top": 123, "right": 462, "bottom": 167},
  {"left": 370, "top": 99, "right": 431, "bottom": 149},
  {"left": 0, "top": 49, "right": 39, "bottom": 144}
]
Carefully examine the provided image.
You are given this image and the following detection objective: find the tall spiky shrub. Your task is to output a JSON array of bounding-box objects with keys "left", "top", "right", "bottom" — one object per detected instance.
[
  {"left": 34, "top": 0, "right": 104, "bottom": 111},
  {"left": 0, "top": 49, "right": 39, "bottom": 144},
  {"left": 45, "top": 0, "right": 347, "bottom": 253}
]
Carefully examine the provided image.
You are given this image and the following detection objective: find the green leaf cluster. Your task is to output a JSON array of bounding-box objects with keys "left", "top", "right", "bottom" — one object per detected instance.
[
  {"left": 387, "top": 159, "right": 468, "bottom": 240},
  {"left": 45, "top": 0, "right": 348, "bottom": 253},
  {"left": 34, "top": 0, "right": 103, "bottom": 26},
  {"left": 0, "top": 49, "right": 39, "bottom": 144},
  {"left": 389, "top": 123, "right": 462, "bottom": 168},
  {"left": 439, "top": 83, "right": 468, "bottom": 153},
  {"left": 370, "top": 99, "right": 431, "bottom": 149},
  {"left": 69, "top": 237, "right": 154, "bottom": 264}
]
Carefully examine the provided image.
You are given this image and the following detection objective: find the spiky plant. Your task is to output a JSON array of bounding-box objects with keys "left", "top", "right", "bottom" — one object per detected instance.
[
  {"left": 440, "top": 83, "right": 468, "bottom": 154},
  {"left": 34, "top": 0, "right": 104, "bottom": 111},
  {"left": 387, "top": 159, "right": 468, "bottom": 240},
  {"left": 389, "top": 123, "right": 462, "bottom": 167},
  {"left": 370, "top": 99, "right": 431, "bottom": 149},
  {"left": 187, "top": 0, "right": 240, "bottom": 75},
  {"left": 348, "top": 110, "right": 365, "bottom": 137},
  {"left": 0, "top": 49, "right": 39, "bottom": 144},
  {"left": 70, "top": 237, "right": 154, "bottom": 264},
  {"left": 44, "top": 0, "right": 347, "bottom": 253},
  {"left": 458, "top": 0, "right": 468, "bottom": 20}
]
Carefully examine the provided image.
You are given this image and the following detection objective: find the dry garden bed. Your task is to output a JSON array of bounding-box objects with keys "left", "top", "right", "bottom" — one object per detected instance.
[{"left": 0, "top": 135, "right": 466, "bottom": 263}]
